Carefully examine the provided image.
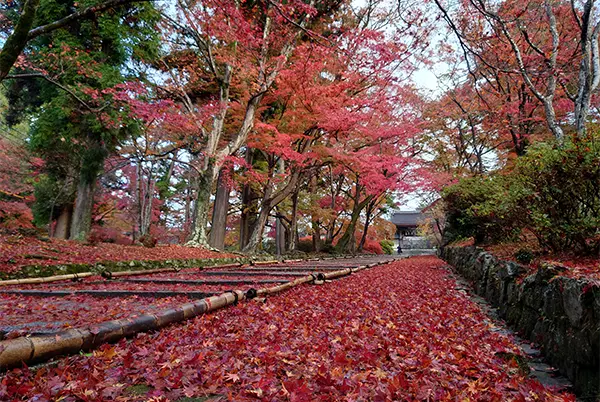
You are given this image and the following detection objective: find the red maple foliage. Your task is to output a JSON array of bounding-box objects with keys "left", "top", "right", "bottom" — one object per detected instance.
[{"left": 0, "top": 256, "right": 574, "bottom": 400}]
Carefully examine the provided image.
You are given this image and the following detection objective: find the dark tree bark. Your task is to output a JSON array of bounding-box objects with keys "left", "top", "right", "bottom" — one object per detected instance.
[
  {"left": 54, "top": 205, "right": 72, "bottom": 239},
  {"left": 242, "top": 170, "right": 303, "bottom": 253},
  {"left": 209, "top": 169, "right": 230, "bottom": 250},
  {"left": 275, "top": 214, "right": 285, "bottom": 255},
  {"left": 336, "top": 188, "right": 372, "bottom": 254},
  {"left": 288, "top": 190, "right": 299, "bottom": 251},
  {"left": 357, "top": 200, "right": 375, "bottom": 252},
  {"left": 240, "top": 149, "right": 258, "bottom": 250}
]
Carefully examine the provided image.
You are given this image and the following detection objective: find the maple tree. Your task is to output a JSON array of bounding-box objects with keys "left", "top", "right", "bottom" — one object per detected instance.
[
  {"left": 0, "top": 0, "right": 431, "bottom": 254},
  {"left": 432, "top": 0, "right": 596, "bottom": 143},
  {"left": 155, "top": 0, "right": 345, "bottom": 247}
]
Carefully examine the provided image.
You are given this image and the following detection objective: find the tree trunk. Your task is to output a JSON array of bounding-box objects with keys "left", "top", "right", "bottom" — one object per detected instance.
[
  {"left": 240, "top": 149, "right": 258, "bottom": 250},
  {"left": 187, "top": 163, "right": 215, "bottom": 246},
  {"left": 288, "top": 190, "right": 299, "bottom": 251},
  {"left": 309, "top": 175, "right": 321, "bottom": 252},
  {"left": 54, "top": 205, "right": 72, "bottom": 239},
  {"left": 357, "top": 200, "right": 375, "bottom": 252},
  {"left": 242, "top": 170, "right": 303, "bottom": 254},
  {"left": 336, "top": 193, "right": 372, "bottom": 254},
  {"left": 242, "top": 202, "right": 272, "bottom": 253},
  {"left": 336, "top": 208, "right": 360, "bottom": 253},
  {"left": 312, "top": 220, "right": 321, "bottom": 252},
  {"left": 275, "top": 214, "right": 285, "bottom": 255},
  {"left": 140, "top": 170, "right": 154, "bottom": 237},
  {"left": 209, "top": 169, "right": 230, "bottom": 250},
  {"left": 183, "top": 168, "right": 193, "bottom": 242},
  {"left": 69, "top": 175, "right": 96, "bottom": 241}
]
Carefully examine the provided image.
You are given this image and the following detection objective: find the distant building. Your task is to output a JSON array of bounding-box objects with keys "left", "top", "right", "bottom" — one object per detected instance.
[
  {"left": 390, "top": 210, "right": 432, "bottom": 251},
  {"left": 391, "top": 210, "right": 424, "bottom": 237}
]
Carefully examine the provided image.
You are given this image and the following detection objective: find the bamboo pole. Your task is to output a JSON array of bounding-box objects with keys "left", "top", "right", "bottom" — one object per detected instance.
[
  {"left": 0, "top": 272, "right": 95, "bottom": 286},
  {"left": 256, "top": 274, "right": 317, "bottom": 296},
  {"left": 103, "top": 267, "right": 179, "bottom": 279},
  {"left": 251, "top": 260, "right": 280, "bottom": 266},
  {"left": 0, "top": 290, "right": 245, "bottom": 370},
  {"left": 0, "top": 290, "right": 216, "bottom": 299},
  {"left": 0, "top": 256, "right": 402, "bottom": 370}
]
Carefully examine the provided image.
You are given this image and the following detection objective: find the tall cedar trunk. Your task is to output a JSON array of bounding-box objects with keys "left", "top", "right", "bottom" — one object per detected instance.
[
  {"left": 209, "top": 169, "right": 230, "bottom": 250},
  {"left": 357, "top": 202, "right": 374, "bottom": 252},
  {"left": 69, "top": 175, "right": 96, "bottom": 241},
  {"left": 275, "top": 215, "right": 285, "bottom": 255},
  {"left": 0, "top": 0, "right": 40, "bottom": 82},
  {"left": 188, "top": 162, "right": 215, "bottom": 245},
  {"left": 288, "top": 190, "right": 299, "bottom": 251},
  {"left": 54, "top": 205, "right": 72, "bottom": 239},
  {"left": 310, "top": 175, "right": 321, "bottom": 251},
  {"left": 240, "top": 149, "right": 258, "bottom": 250}
]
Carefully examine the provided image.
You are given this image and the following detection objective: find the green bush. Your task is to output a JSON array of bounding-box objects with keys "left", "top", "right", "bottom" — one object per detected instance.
[
  {"left": 442, "top": 137, "right": 600, "bottom": 254},
  {"left": 514, "top": 140, "right": 600, "bottom": 253},
  {"left": 514, "top": 248, "right": 534, "bottom": 264},
  {"left": 442, "top": 175, "right": 527, "bottom": 244},
  {"left": 380, "top": 239, "right": 395, "bottom": 255}
]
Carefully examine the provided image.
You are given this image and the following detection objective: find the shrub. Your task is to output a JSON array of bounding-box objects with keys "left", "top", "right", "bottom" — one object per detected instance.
[
  {"left": 296, "top": 238, "right": 313, "bottom": 253},
  {"left": 442, "top": 175, "right": 527, "bottom": 244},
  {"left": 442, "top": 137, "right": 600, "bottom": 255},
  {"left": 513, "top": 140, "right": 600, "bottom": 254},
  {"left": 362, "top": 239, "right": 383, "bottom": 254},
  {"left": 514, "top": 248, "right": 534, "bottom": 264},
  {"left": 380, "top": 239, "right": 395, "bottom": 255}
]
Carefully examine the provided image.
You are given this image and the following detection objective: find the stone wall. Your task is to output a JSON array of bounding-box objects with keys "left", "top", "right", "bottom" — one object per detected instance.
[{"left": 439, "top": 246, "right": 600, "bottom": 399}]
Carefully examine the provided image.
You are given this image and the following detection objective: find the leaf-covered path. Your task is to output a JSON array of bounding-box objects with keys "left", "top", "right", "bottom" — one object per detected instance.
[{"left": 1, "top": 256, "right": 574, "bottom": 401}]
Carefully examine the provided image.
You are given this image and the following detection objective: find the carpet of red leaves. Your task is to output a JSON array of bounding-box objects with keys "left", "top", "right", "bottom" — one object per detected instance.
[
  {"left": 0, "top": 234, "right": 236, "bottom": 274},
  {"left": 0, "top": 294, "right": 194, "bottom": 339},
  {"left": 0, "top": 256, "right": 574, "bottom": 401}
]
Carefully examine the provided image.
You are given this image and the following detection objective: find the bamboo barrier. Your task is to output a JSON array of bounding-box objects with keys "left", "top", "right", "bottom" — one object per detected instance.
[
  {"left": 200, "top": 271, "right": 308, "bottom": 277},
  {"left": 0, "top": 256, "right": 403, "bottom": 370},
  {"left": 0, "top": 290, "right": 245, "bottom": 370},
  {"left": 0, "top": 290, "right": 216, "bottom": 299},
  {"left": 103, "top": 267, "right": 179, "bottom": 279},
  {"left": 251, "top": 260, "right": 280, "bottom": 266},
  {"left": 118, "top": 278, "right": 289, "bottom": 285},
  {"left": 198, "top": 262, "right": 244, "bottom": 270},
  {"left": 256, "top": 274, "right": 317, "bottom": 296},
  {"left": 0, "top": 272, "right": 95, "bottom": 286}
]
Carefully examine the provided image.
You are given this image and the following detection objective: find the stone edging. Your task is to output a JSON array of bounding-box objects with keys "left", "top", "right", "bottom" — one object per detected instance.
[{"left": 439, "top": 246, "right": 600, "bottom": 400}]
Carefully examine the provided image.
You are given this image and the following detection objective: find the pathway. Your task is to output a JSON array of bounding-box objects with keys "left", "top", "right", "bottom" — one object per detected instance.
[{"left": 0, "top": 255, "right": 575, "bottom": 401}]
